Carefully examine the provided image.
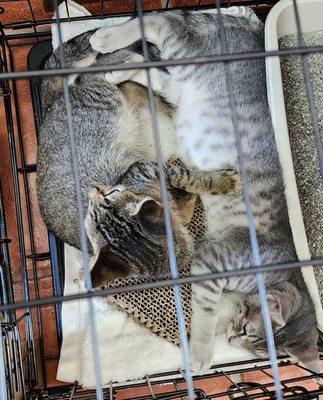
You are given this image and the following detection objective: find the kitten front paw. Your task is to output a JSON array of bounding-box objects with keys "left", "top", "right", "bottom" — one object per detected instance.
[
  {"left": 223, "top": 170, "right": 242, "bottom": 195},
  {"left": 190, "top": 342, "right": 214, "bottom": 375}
]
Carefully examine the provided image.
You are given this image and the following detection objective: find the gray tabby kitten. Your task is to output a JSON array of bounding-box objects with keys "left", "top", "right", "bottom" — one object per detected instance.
[
  {"left": 90, "top": 10, "right": 320, "bottom": 372},
  {"left": 228, "top": 280, "right": 320, "bottom": 373},
  {"left": 86, "top": 159, "right": 241, "bottom": 287},
  {"left": 37, "top": 31, "right": 240, "bottom": 283},
  {"left": 37, "top": 30, "right": 175, "bottom": 249}
]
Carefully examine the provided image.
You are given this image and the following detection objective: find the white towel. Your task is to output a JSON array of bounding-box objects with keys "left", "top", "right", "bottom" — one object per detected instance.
[
  {"left": 57, "top": 237, "right": 253, "bottom": 385},
  {"left": 54, "top": 1, "right": 255, "bottom": 387},
  {"left": 51, "top": 0, "right": 131, "bottom": 51},
  {"left": 58, "top": 246, "right": 252, "bottom": 387}
]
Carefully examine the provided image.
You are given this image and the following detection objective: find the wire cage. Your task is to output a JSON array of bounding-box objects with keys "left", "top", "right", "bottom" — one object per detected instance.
[{"left": 0, "top": 0, "right": 322, "bottom": 399}]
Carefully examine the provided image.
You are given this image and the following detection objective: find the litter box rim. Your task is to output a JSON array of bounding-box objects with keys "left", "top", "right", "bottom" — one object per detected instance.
[{"left": 265, "top": 0, "right": 323, "bottom": 329}]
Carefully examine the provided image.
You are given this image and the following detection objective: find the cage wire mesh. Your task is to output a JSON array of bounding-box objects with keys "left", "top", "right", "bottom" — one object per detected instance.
[{"left": 0, "top": 0, "right": 323, "bottom": 399}]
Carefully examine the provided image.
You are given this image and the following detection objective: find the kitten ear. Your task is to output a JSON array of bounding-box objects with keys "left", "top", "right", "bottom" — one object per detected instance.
[
  {"left": 137, "top": 198, "right": 165, "bottom": 235},
  {"left": 267, "top": 292, "right": 289, "bottom": 330},
  {"left": 90, "top": 246, "right": 129, "bottom": 288}
]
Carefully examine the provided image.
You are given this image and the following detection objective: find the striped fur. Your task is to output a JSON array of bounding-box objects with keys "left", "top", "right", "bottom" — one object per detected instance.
[
  {"left": 86, "top": 160, "right": 241, "bottom": 287},
  {"left": 37, "top": 31, "right": 177, "bottom": 250}
]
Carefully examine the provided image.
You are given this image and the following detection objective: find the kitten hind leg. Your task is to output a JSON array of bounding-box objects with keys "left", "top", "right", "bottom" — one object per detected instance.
[
  {"left": 189, "top": 237, "right": 255, "bottom": 374},
  {"left": 190, "top": 283, "right": 245, "bottom": 375}
]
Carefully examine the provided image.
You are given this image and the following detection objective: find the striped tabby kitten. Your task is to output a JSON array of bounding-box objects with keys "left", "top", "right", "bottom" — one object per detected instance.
[
  {"left": 37, "top": 30, "right": 176, "bottom": 250},
  {"left": 90, "top": 10, "right": 319, "bottom": 371},
  {"left": 87, "top": 159, "right": 241, "bottom": 287},
  {"left": 228, "top": 280, "right": 320, "bottom": 373}
]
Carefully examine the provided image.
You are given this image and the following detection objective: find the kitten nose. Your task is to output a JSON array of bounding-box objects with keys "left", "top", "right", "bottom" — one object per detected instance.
[{"left": 88, "top": 187, "right": 100, "bottom": 200}]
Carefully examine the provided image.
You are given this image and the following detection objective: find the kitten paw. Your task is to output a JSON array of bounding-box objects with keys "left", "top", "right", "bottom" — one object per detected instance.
[
  {"left": 210, "top": 170, "right": 242, "bottom": 196},
  {"left": 225, "top": 170, "right": 242, "bottom": 194},
  {"left": 90, "top": 28, "right": 122, "bottom": 54},
  {"left": 190, "top": 343, "right": 214, "bottom": 375}
]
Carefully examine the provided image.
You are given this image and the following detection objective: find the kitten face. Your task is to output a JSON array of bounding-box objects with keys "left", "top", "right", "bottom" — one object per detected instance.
[
  {"left": 228, "top": 290, "right": 301, "bottom": 354},
  {"left": 228, "top": 286, "right": 320, "bottom": 373},
  {"left": 85, "top": 183, "right": 193, "bottom": 288},
  {"left": 228, "top": 298, "right": 266, "bottom": 352}
]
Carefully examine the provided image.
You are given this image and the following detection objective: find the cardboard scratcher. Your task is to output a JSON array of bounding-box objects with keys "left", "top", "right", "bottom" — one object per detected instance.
[{"left": 104, "top": 195, "right": 205, "bottom": 345}]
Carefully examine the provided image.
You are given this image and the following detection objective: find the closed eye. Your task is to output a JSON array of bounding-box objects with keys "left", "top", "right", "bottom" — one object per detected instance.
[
  {"left": 242, "top": 323, "right": 260, "bottom": 341},
  {"left": 248, "top": 335, "right": 260, "bottom": 343},
  {"left": 104, "top": 188, "right": 120, "bottom": 199}
]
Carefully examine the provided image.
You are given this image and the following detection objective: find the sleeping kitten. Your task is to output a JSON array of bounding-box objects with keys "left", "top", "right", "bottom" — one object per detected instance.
[
  {"left": 87, "top": 159, "right": 241, "bottom": 287},
  {"left": 228, "top": 281, "right": 320, "bottom": 373},
  {"left": 90, "top": 10, "right": 320, "bottom": 371},
  {"left": 89, "top": 10, "right": 263, "bottom": 171},
  {"left": 37, "top": 30, "right": 176, "bottom": 250}
]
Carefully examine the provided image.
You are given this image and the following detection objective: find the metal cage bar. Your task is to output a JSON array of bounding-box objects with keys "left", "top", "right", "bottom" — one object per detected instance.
[
  {"left": 6, "top": 42, "right": 47, "bottom": 387},
  {"left": 25, "top": 356, "right": 323, "bottom": 399},
  {"left": 214, "top": 1, "right": 282, "bottom": 397},
  {"left": 0, "top": 2, "right": 277, "bottom": 30},
  {"left": 0, "top": 19, "right": 38, "bottom": 396},
  {"left": 133, "top": 0, "right": 194, "bottom": 398},
  {"left": 2, "top": 44, "right": 323, "bottom": 80},
  {"left": 53, "top": 3, "right": 104, "bottom": 398},
  {"left": 1, "top": 258, "right": 322, "bottom": 313}
]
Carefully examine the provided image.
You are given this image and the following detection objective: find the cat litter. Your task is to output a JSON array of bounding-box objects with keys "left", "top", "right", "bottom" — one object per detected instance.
[{"left": 280, "top": 31, "right": 323, "bottom": 306}]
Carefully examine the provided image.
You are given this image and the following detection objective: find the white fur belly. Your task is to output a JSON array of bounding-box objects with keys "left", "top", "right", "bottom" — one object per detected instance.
[
  {"left": 176, "top": 82, "right": 237, "bottom": 170},
  {"left": 158, "top": 113, "right": 179, "bottom": 160},
  {"left": 116, "top": 102, "right": 177, "bottom": 163}
]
